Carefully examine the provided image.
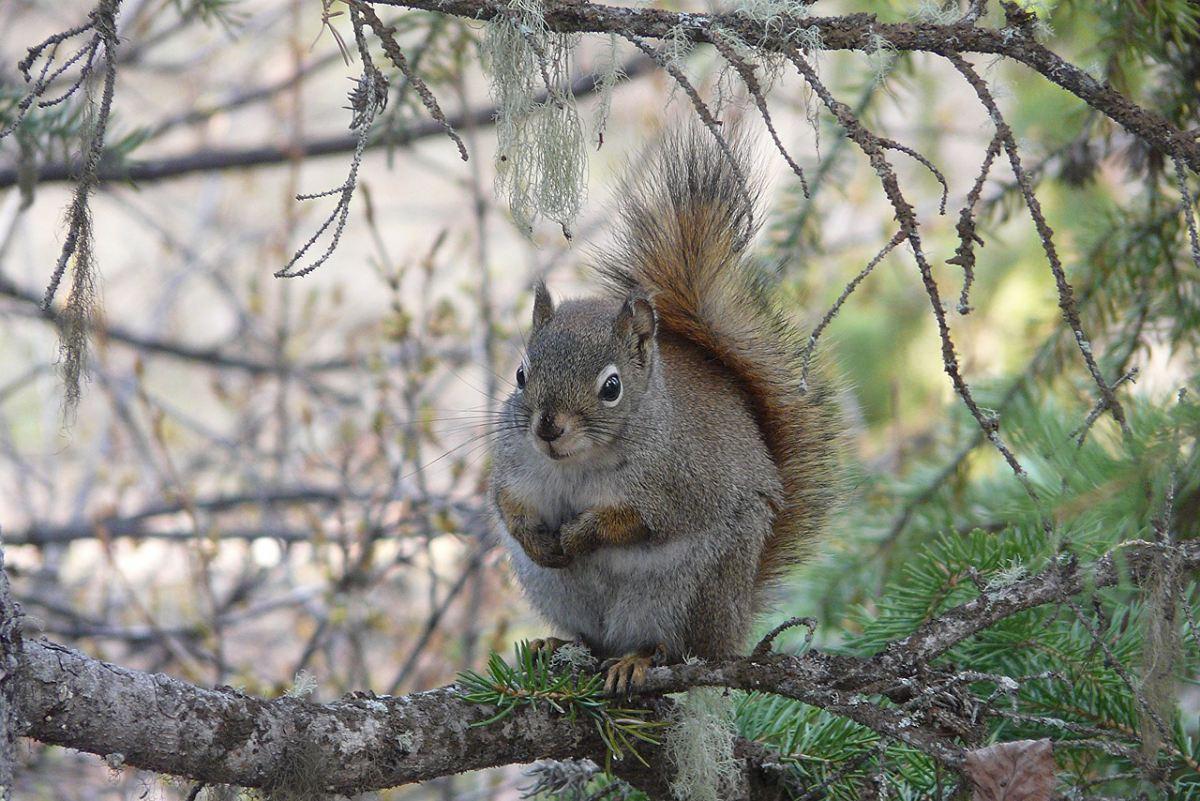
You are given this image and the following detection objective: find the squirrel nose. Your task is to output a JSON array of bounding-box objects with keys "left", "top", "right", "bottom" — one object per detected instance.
[{"left": 535, "top": 412, "right": 564, "bottom": 442}]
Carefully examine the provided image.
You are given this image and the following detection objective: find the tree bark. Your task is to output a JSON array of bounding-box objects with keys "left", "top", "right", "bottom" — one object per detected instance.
[
  {"left": 0, "top": 548, "right": 21, "bottom": 801},
  {"left": 9, "top": 539, "right": 1194, "bottom": 795},
  {"left": 15, "top": 638, "right": 614, "bottom": 794}
]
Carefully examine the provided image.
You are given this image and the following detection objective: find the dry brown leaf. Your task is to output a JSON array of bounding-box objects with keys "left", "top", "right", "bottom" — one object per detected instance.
[{"left": 963, "top": 739, "right": 1055, "bottom": 801}]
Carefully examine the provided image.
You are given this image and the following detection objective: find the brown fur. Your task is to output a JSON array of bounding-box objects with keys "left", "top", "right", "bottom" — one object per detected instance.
[
  {"left": 593, "top": 128, "right": 842, "bottom": 596},
  {"left": 496, "top": 485, "right": 571, "bottom": 568},
  {"left": 560, "top": 505, "right": 652, "bottom": 566},
  {"left": 589, "top": 506, "right": 652, "bottom": 545}
]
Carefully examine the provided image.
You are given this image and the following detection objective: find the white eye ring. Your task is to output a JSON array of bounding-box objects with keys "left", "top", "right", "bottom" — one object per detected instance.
[{"left": 595, "top": 364, "right": 622, "bottom": 407}]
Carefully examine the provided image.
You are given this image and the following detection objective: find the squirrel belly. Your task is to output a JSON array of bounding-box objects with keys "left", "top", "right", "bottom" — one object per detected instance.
[{"left": 491, "top": 332, "right": 781, "bottom": 661}]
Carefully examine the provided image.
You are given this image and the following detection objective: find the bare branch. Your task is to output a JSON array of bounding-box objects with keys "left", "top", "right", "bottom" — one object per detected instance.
[
  {"left": 0, "top": 58, "right": 655, "bottom": 188},
  {"left": 356, "top": 0, "right": 1200, "bottom": 172},
  {"left": 947, "top": 130, "right": 1003, "bottom": 314},
  {"left": 709, "top": 30, "right": 809, "bottom": 196},
  {"left": 274, "top": 5, "right": 387, "bottom": 279},
  {"left": 800, "top": 229, "right": 906, "bottom": 391},
  {"left": 1175, "top": 156, "right": 1200, "bottom": 273},
  {"left": 947, "top": 53, "right": 1131, "bottom": 438},
  {"left": 784, "top": 46, "right": 1037, "bottom": 499},
  {"left": 352, "top": 0, "right": 468, "bottom": 161},
  {"left": 622, "top": 35, "right": 756, "bottom": 242}
]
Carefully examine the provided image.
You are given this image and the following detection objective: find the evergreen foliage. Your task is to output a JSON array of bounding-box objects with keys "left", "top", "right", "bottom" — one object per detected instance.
[
  {"left": 751, "top": 1, "right": 1200, "bottom": 796},
  {"left": 3, "top": 0, "right": 1200, "bottom": 797},
  {"left": 493, "top": 0, "right": 1200, "bottom": 796},
  {"left": 458, "top": 642, "right": 665, "bottom": 769}
]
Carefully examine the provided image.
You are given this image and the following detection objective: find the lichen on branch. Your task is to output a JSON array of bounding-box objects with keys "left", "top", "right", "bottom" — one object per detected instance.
[{"left": 482, "top": 0, "right": 588, "bottom": 236}]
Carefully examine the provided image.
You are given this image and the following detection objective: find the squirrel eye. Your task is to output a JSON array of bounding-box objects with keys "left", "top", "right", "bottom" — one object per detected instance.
[
  {"left": 598, "top": 373, "right": 622, "bottom": 405},
  {"left": 516, "top": 365, "right": 526, "bottom": 389}
]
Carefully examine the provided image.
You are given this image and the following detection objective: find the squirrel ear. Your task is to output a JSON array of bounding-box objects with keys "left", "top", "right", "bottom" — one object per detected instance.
[
  {"left": 532, "top": 281, "right": 555, "bottom": 331},
  {"left": 615, "top": 293, "right": 656, "bottom": 363}
]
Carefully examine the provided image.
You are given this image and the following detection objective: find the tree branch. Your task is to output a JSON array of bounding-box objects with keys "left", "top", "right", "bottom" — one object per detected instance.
[
  {"left": 12, "top": 538, "right": 1199, "bottom": 795},
  {"left": 15, "top": 638, "right": 611, "bottom": 794},
  {"left": 5, "top": 490, "right": 475, "bottom": 546},
  {"left": 0, "top": 549, "right": 21, "bottom": 801},
  {"left": 0, "top": 56, "right": 654, "bottom": 188},
  {"left": 359, "top": 0, "right": 1200, "bottom": 172},
  {"left": 0, "top": 272, "right": 471, "bottom": 376}
]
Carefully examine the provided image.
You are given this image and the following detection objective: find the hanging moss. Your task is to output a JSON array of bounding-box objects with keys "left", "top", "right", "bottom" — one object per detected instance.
[
  {"left": 592, "top": 33, "right": 623, "bottom": 147},
  {"left": 482, "top": 0, "right": 587, "bottom": 236},
  {"left": 665, "top": 687, "right": 740, "bottom": 801}
]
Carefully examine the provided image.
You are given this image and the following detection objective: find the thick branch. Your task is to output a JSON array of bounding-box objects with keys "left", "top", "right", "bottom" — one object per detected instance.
[
  {"left": 12, "top": 639, "right": 731, "bottom": 799},
  {"left": 362, "top": 0, "right": 1200, "bottom": 172},
  {"left": 0, "top": 550, "right": 21, "bottom": 801},
  {"left": 13, "top": 539, "right": 1197, "bottom": 793},
  {"left": 15, "top": 638, "right": 609, "bottom": 794}
]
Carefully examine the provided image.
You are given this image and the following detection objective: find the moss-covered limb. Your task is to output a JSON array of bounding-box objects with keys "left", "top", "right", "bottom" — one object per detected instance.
[
  {"left": 14, "top": 638, "right": 613, "bottom": 794},
  {"left": 11, "top": 638, "right": 760, "bottom": 798},
  {"left": 365, "top": 0, "right": 1200, "bottom": 173},
  {"left": 12, "top": 539, "right": 1200, "bottom": 794}
]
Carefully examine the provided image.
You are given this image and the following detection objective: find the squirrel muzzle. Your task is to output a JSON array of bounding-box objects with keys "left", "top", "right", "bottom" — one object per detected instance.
[{"left": 531, "top": 408, "right": 584, "bottom": 460}]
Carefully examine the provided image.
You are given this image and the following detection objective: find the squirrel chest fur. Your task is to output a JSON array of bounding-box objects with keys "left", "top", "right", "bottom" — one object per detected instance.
[
  {"left": 488, "top": 129, "right": 839, "bottom": 680},
  {"left": 493, "top": 328, "right": 781, "bottom": 660}
]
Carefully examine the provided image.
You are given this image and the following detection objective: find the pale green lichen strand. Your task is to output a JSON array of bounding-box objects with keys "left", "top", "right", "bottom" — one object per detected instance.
[
  {"left": 661, "top": 24, "right": 695, "bottom": 74},
  {"left": 483, "top": 0, "right": 586, "bottom": 235},
  {"left": 865, "top": 32, "right": 897, "bottom": 85},
  {"left": 285, "top": 670, "right": 317, "bottom": 698},
  {"left": 911, "top": 0, "right": 964, "bottom": 24},
  {"left": 728, "top": 0, "right": 815, "bottom": 84},
  {"left": 665, "top": 687, "right": 740, "bottom": 801},
  {"left": 593, "top": 33, "right": 623, "bottom": 145},
  {"left": 733, "top": 0, "right": 812, "bottom": 43}
]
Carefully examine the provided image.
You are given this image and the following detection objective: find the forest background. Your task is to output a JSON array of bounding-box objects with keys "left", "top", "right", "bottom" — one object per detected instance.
[{"left": 1, "top": 0, "right": 1199, "bottom": 799}]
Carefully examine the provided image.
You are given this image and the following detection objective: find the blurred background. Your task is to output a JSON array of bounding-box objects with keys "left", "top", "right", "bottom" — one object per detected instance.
[{"left": 2, "top": 0, "right": 1199, "bottom": 798}]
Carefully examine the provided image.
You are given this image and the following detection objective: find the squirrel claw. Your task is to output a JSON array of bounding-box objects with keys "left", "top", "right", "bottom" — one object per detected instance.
[
  {"left": 602, "top": 644, "right": 667, "bottom": 695},
  {"left": 529, "top": 636, "right": 572, "bottom": 656}
]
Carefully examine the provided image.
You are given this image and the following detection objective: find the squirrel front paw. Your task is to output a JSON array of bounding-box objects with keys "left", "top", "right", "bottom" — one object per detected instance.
[
  {"left": 512, "top": 521, "right": 571, "bottom": 569},
  {"left": 560, "top": 511, "right": 600, "bottom": 558}
]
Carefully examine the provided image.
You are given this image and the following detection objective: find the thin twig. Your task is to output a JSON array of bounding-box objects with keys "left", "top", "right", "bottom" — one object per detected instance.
[
  {"left": 800, "top": 229, "right": 906, "bottom": 391},
  {"left": 1174, "top": 156, "right": 1200, "bottom": 272},
  {"left": 947, "top": 52, "right": 1131, "bottom": 439},
  {"left": 751, "top": 616, "right": 817, "bottom": 658},
  {"left": 947, "top": 131, "right": 1003, "bottom": 314},
  {"left": 785, "top": 45, "right": 1037, "bottom": 501},
  {"left": 623, "top": 34, "right": 756, "bottom": 243},
  {"left": 710, "top": 28, "right": 808, "bottom": 196},
  {"left": 353, "top": 0, "right": 468, "bottom": 161},
  {"left": 275, "top": 5, "right": 385, "bottom": 278}
]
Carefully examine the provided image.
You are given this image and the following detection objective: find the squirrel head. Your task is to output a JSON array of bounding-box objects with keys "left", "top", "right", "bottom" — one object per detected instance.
[{"left": 506, "top": 281, "right": 657, "bottom": 462}]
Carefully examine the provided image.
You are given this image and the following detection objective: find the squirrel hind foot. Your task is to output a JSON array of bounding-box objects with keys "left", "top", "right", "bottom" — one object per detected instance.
[
  {"left": 532, "top": 637, "right": 600, "bottom": 673},
  {"left": 601, "top": 643, "right": 668, "bottom": 696},
  {"left": 529, "top": 636, "right": 573, "bottom": 656}
]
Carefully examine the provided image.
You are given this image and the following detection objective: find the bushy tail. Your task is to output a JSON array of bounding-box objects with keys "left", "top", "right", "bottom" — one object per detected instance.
[{"left": 594, "top": 128, "right": 841, "bottom": 591}]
